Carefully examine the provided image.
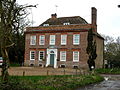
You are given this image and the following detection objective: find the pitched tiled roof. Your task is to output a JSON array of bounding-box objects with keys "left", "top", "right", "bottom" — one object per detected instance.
[{"left": 39, "top": 16, "right": 88, "bottom": 26}]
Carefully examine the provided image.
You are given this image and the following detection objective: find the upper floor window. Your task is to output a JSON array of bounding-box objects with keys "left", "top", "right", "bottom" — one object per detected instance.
[
  {"left": 60, "top": 51, "right": 66, "bottom": 61},
  {"left": 50, "top": 35, "right": 55, "bottom": 45},
  {"left": 30, "top": 35, "right": 36, "bottom": 45},
  {"left": 39, "top": 51, "right": 44, "bottom": 61},
  {"left": 43, "top": 24, "right": 49, "bottom": 26},
  {"left": 63, "top": 22, "right": 70, "bottom": 25},
  {"left": 39, "top": 35, "right": 45, "bottom": 45},
  {"left": 73, "top": 51, "right": 79, "bottom": 62},
  {"left": 61, "top": 35, "right": 67, "bottom": 45},
  {"left": 73, "top": 34, "right": 80, "bottom": 45},
  {"left": 30, "top": 51, "right": 35, "bottom": 60}
]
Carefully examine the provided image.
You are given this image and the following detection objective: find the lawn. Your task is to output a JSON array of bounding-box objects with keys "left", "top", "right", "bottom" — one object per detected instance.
[{"left": 0, "top": 74, "right": 104, "bottom": 90}]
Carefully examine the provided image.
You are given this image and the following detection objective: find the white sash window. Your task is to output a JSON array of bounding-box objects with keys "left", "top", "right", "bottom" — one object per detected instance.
[
  {"left": 39, "top": 35, "right": 45, "bottom": 45},
  {"left": 30, "top": 35, "right": 36, "bottom": 45},
  {"left": 61, "top": 35, "right": 67, "bottom": 45},
  {"left": 39, "top": 51, "right": 44, "bottom": 61},
  {"left": 30, "top": 51, "right": 35, "bottom": 60},
  {"left": 73, "top": 51, "right": 79, "bottom": 62},
  {"left": 50, "top": 35, "right": 55, "bottom": 45},
  {"left": 73, "top": 34, "right": 80, "bottom": 45},
  {"left": 60, "top": 51, "right": 66, "bottom": 61}
]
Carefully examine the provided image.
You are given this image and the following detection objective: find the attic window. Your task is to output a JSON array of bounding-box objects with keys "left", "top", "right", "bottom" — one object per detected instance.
[
  {"left": 43, "top": 24, "right": 49, "bottom": 26},
  {"left": 63, "top": 22, "right": 70, "bottom": 25}
]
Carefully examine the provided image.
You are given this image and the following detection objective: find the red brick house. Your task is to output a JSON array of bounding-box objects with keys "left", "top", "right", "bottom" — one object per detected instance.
[{"left": 24, "top": 7, "right": 104, "bottom": 69}]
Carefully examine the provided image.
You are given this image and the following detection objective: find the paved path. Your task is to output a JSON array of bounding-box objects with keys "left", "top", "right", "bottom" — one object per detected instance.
[{"left": 77, "top": 74, "right": 120, "bottom": 90}]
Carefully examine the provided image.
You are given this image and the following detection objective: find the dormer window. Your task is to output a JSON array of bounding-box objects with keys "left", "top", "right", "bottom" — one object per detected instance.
[
  {"left": 63, "top": 22, "right": 70, "bottom": 25},
  {"left": 43, "top": 24, "right": 49, "bottom": 26}
]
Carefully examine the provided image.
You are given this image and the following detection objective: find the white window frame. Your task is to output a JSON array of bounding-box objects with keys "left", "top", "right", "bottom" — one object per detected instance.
[
  {"left": 39, "top": 35, "right": 45, "bottom": 45},
  {"left": 73, "top": 51, "right": 79, "bottom": 62},
  {"left": 50, "top": 35, "right": 55, "bottom": 45},
  {"left": 63, "top": 22, "right": 70, "bottom": 25},
  {"left": 73, "top": 34, "right": 80, "bottom": 45},
  {"left": 43, "top": 24, "right": 49, "bottom": 26},
  {"left": 30, "top": 35, "right": 36, "bottom": 45},
  {"left": 39, "top": 51, "right": 45, "bottom": 61},
  {"left": 30, "top": 51, "right": 35, "bottom": 60},
  {"left": 61, "top": 35, "right": 67, "bottom": 45},
  {"left": 60, "top": 51, "right": 66, "bottom": 61}
]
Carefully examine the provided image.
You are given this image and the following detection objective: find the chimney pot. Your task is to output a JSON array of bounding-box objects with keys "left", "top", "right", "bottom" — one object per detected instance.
[{"left": 51, "top": 13, "right": 57, "bottom": 19}]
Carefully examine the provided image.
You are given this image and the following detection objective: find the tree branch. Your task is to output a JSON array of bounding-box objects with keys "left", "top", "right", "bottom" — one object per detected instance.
[{"left": 5, "top": 43, "right": 15, "bottom": 48}]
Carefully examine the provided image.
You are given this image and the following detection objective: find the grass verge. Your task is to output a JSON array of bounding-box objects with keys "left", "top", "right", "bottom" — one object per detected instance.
[
  {"left": 95, "top": 68, "right": 120, "bottom": 74},
  {"left": 0, "top": 74, "right": 104, "bottom": 90}
]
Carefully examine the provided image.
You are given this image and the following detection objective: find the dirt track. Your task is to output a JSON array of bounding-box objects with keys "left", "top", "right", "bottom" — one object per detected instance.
[{"left": 0, "top": 67, "right": 87, "bottom": 76}]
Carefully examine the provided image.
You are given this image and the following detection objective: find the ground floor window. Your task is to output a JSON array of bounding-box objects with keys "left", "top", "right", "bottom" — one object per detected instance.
[
  {"left": 73, "top": 51, "right": 79, "bottom": 62},
  {"left": 30, "top": 51, "right": 35, "bottom": 60},
  {"left": 60, "top": 51, "right": 66, "bottom": 61},
  {"left": 39, "top": 51, "right": 44, "bottom": 61}
]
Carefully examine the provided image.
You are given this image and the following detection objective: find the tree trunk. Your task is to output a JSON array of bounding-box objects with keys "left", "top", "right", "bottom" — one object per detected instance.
[{"left": 1, "top": 46, "right": 9, "bottom": 82}]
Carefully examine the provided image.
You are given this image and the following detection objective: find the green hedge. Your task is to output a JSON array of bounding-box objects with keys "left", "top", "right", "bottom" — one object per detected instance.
[
  {"left": 0, "top": 75, "right": 104, "bottom": 90},
  {"left": 10, "top": 63, "right": 20, "bottom": 67}
]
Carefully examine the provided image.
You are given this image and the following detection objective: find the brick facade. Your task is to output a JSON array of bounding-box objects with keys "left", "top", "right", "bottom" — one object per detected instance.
[{"left": 24, "top": 7, "right": 104, "bottom": 69}]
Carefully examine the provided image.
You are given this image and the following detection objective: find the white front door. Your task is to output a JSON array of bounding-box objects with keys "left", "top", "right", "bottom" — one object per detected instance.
[{"left": 46, "top": 49, "right": 57, "bottom": 68}]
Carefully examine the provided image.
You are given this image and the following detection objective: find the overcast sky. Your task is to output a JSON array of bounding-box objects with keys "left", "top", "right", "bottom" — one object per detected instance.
[{"left": 17, "top": 0, "right": 120, "bottom": 37}]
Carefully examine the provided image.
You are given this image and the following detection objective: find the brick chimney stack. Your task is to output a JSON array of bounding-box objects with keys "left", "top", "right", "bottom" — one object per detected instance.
[
  {"left": 51, "top": 13, "right": 57, "bottom": 19},
  {"left": 91, "top": 7, "right": 97, "bottom": 32}
]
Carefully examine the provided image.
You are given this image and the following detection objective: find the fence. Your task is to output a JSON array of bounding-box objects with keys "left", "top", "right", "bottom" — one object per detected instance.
[{"left": 0, "top": 67, "right": 90, "bottom": 76}]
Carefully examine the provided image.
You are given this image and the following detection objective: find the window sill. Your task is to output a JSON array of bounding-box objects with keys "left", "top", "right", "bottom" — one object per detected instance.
[
  {"left": 73, "top": 44, "right": 79, "bottom": 45},
  {"left": 73, "top": 61, "right": 79, "bottom": 62},
  {"left": 50, "top": 44, "right": 55, "bottom": 45},
  {"left": 39, "top": 60, "right": 43, "bottom": 61},
  {"left": 60, "top": 60, "right": 66, "bottom": 62},
  {"left": 61, "top": 44, "right": 66, "bottom": 46},
  {"left": 30, "top": 59, "right": 35, "bottom": 61}
]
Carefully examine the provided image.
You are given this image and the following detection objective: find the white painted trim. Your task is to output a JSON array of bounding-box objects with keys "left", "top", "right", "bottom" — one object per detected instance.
[
  {"left": 39, "top": 35, "right": 45, "bottom": 45},
  {"left": 61, "top": 35, "right": 67, "bottom": 45},
  {"left": 46, "top": 49, "right": 57, "bottom": 68},
  {"left": 30, "top": 35, "right": 36, "bottom": 45},
  {"left": 50, "top": 35, "right": 55, "bottom": 45},
  {"left": 43, "top": 24, "right": 49, "bottom": 26},
  {"left": 63, "top": 22, "right": 70, "bottom": 25},
  {"left": 60, "top": 51, "right": 66, "bottom": 61},
  {"left": 73, "top": 51, "right": 79, "bottom": 62},
  {"left": 38, "top": 51, "right": 45, "bottom": 61},
  {"left": 30, "top": 51, "right": 35, "bottom": 60},
  {"left": 73, "top": 34, "right": 80, "bottom": 45}
]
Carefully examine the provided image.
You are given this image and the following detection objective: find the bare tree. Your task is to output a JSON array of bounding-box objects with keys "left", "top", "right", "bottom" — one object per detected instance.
[{"left": 0, "top": 0, "right": 36, "bottom": 82}]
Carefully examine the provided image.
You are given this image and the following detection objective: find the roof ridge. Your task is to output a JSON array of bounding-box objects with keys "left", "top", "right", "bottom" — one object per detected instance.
[
  {"left": 58, "top": 16, "right": 80, "bottom": 19},
  {"left": 39, "top": 15, "right": 88, "bottom": 26}
]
